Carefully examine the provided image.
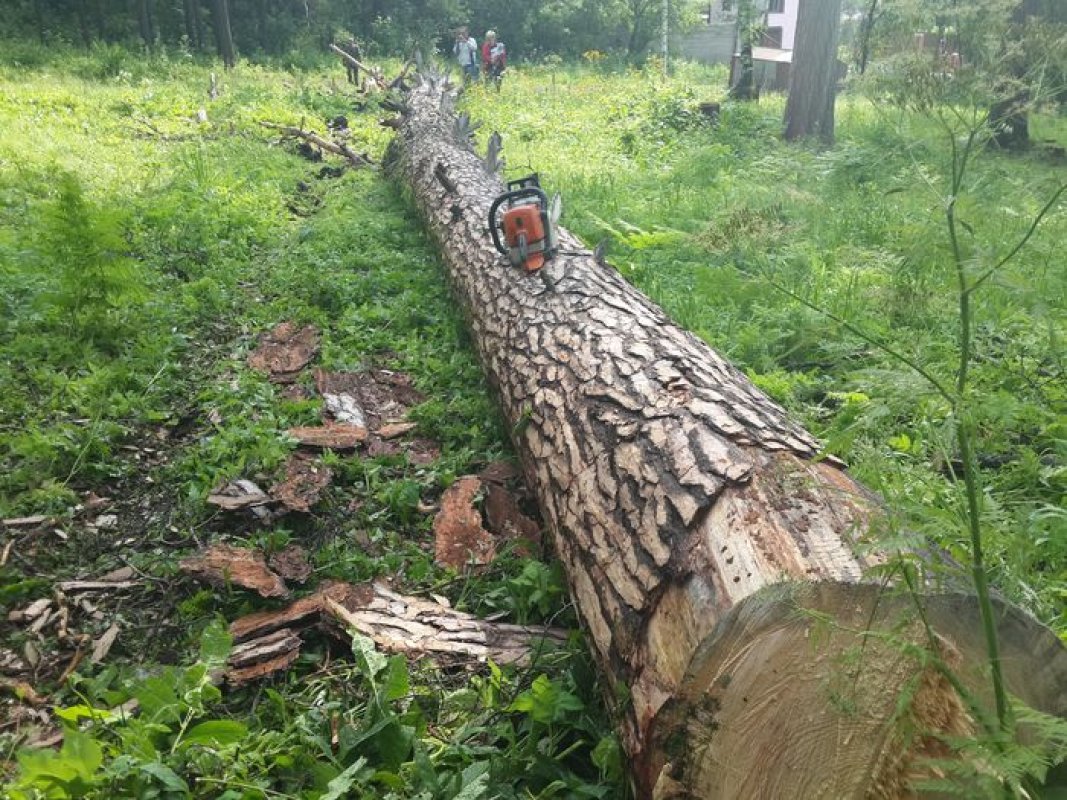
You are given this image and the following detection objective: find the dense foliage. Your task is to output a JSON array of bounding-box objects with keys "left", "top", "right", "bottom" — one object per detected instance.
[{"left": 0, "top": 0, "right": 696, "bottom": 63}]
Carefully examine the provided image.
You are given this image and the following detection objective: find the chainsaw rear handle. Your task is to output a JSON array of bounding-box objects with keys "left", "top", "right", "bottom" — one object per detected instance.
[{"left": 488, "top": 187, "right": 549, "bottom": 255}]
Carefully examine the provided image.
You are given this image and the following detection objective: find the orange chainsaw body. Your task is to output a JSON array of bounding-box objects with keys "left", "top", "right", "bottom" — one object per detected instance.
[{"left": 489, "top": 174, "right": 557, "bottom": 273}]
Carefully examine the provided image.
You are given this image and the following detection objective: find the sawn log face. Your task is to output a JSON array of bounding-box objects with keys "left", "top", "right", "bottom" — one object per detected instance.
[{"left": 387, "top": 80, "right": 1067, "bottom": 798}]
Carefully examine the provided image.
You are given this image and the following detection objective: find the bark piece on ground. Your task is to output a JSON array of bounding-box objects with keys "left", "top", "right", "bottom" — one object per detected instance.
[
  {"left": 247, "top": 322, "right": 319, "bottom": 383},
  {"left": 226, "top": 628, "right": 302, "bottom": 685},
  {"left": 229, "top": 581, "right": 370, "bottom": 642},
  {"left": 207, "top": 479, "right": 272, "bottom": 511},
  {"left": 287, "top": 424, "right": 367, "bottom": 449},
  {"left": 484, "top": 483, "right": 541, "bottom": 554},
  {"left": 433, "top": 476, "right": 495, "bottom": 570},
  {"left": 323, "top": 581, "right": 568, "bottom": 666},
  {"left": 2, "top": 515, "right": 50, "bottom": 528},
  {"left": 322, "top": 392, "right": 367, "bottom": 427},
  {"left": 378, "top": 422, "right": 417, "bottom": 440},
  {"left": 268, "top": 544, "right": 313, "bottom": 584},
  {"left": 314, "top": 368, "right": 422, "bottom": 430},
  {"left": 55, "top": 580, "right": 141, "bottom": 593},
  {"left": 90, "top": 623, "right": 121, "bottom": 664},
  {"left": 180, "top": 543, "right": 288, "bottom": 598},
  {"left": 270, "top": 454, "right": 332, "bottom": 513}
]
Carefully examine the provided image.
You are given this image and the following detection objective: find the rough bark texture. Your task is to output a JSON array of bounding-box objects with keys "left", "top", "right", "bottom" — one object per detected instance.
[
  {"left": 784, "top": 0, "right": 843, "bottom": 143},
  {"left": 386, "top": 77, "right": 1067, "bottom": 798}
]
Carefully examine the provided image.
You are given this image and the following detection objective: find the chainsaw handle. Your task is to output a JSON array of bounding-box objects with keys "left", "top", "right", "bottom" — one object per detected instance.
[{"left": 488, "top": 187, "right": 549, "bottom": 255}]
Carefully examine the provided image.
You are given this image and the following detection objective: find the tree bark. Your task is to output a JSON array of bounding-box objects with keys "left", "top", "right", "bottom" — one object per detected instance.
[
  {"left": 211, "top": 0, "right": 236, "bottom": 68},
  {"left": 386, "top": 78, "right": 1067, "bottom": 797},
  {"left": 136, "top": 0, "right": 154, "bottom": 48},
  {"left": 182, "top": 0, "right": 201, "bottom": 49},
  {"left": 784, "top": 0, "right": 842, "bottom": 143}
]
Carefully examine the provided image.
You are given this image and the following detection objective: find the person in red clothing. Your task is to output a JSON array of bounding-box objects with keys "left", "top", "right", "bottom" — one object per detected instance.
[{"left": 481, "top": 30, "right": 506, "bottom": 89}]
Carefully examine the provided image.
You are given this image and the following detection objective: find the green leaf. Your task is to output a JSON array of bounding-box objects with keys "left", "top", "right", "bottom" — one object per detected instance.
[
  {"left": 350, "top": 630, "right": 387, "bottom": 682},
  {"left": 382, "top": 655, "right": 409, "bottom": 701},
  {"left": 139, "top": 760, "right": 190, "bottom": 794},
  {"left": 452, "top": 772, "right": 490, "bottom": 800},
  {"left": 319, "top": 757, "right": 369, "bottom": 800},
  {"left": 133, "top": 674, "right": 181, "bottom": 725},
  {"left": 178, "top": 719, "right": 248, "bottom": 749},
  {"left": 198, "top": 619, "right": 233, "bottom": 669}
]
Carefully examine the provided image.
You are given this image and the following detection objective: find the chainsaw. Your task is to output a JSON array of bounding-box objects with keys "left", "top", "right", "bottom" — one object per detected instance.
[{"left": 488, "top": 174, "right": 558, "bottom": 273}]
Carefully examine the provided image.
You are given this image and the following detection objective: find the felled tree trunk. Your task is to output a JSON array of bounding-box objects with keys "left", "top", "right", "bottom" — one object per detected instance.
[{"left": 386, "top": 77, "right": 1067, "bottom": 798}]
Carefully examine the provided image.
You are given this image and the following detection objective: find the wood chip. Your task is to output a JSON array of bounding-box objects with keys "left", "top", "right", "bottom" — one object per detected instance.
[
  {"left": 1, "top": 515, "right": 49, "bottom": 528},
  {"left": 90, "top": 623, "right": 121, "bottom": 664},
  {"left": 207, "top": 479, "right": 272, "bottom": 510},
  {"left": 270, "top": 454, "right": 332, "bottom": 512},
  {"left": 226, "top": 628, "right": 302, "bottom": 685},
  {"left": 378, "top": 422, "right": 417, "bottom": 440},
  {"left": 179, "top": 544, "right": 288, "bottom": 598},
  {"left": 287, "top": 424, "right": 368, "bottom": 449},
  {"left": 433, "top": 476, "right": 495, "bottom": 570},
  {"left": 55, "top": 580, "right": 141, "bottom": 592},
  {"left": 96, "top": 566, "right": 136, "bottom": 583},
  {"left": 8, "top": 597, "right": 52, "bottom": 623}
]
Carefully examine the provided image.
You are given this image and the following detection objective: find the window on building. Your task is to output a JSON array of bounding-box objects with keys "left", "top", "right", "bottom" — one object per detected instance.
[
  {"left": 767, "top": 0, "right": 784, "bottom": 12},
  {"left": 760, "top": 26, "right": 783, "bottom": 48}
]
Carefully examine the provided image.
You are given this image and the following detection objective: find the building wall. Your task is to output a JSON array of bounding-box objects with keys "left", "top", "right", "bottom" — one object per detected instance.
[
  {"left": 766, "top": 0, "right": 799, "bottom": 51},
  {"left": 674, "top": 22, "right": 736, "bottom": 65}
]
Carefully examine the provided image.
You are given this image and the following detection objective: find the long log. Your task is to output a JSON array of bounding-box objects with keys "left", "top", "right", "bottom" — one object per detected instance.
[{"left": 386, "top": 77, "right": 1067, "bottom": 797}]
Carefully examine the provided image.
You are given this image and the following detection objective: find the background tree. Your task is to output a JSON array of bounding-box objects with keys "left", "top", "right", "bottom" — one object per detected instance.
[
  {"left": 209, "top": 0, "right": 234, "bottom": 67},
  {"left": 784, "top": 0, "right": 843, "bottom": 142}
]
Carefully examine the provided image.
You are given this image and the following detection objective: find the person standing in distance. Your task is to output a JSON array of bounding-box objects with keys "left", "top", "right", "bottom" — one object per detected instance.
[
  {"left": 481, "top": 30, "right": 507, "bottom": 90},
  {"left": 453, "top": 26, "right": 479, "bottom": 82}
]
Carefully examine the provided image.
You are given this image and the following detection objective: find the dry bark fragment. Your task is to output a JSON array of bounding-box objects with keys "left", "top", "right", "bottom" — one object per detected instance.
[
  {"left": 226, "top": 628, "right": 302, "bottom": 685},
  {"left": 378, "top": 422, "right": 417, "bottom": 439},
  {"left": 270, "top": 454, "right": 332, "bottom": 512},
  {"left": 287, "top": 424, "right": 367, "bottom": 449},
  {"left": 229, "top": 581, "right": 370, "bottom": 641},
  {"left": 433, "top": 476, "right": 495, "bottom": 570},
  {"left": 180, "top": 544, "right": 288, "bottom": 598},
  {"left": 247, "top": 322, "right": 319, "bottom": 383},
  {"left": 207, "top": 479, "right": 271, "bottom": 510},
  {"left": 323, "top": 581, "right": 567, "bottom": 666}
]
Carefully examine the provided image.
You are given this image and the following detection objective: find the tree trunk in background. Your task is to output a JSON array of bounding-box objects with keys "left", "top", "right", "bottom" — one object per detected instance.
[
  {"left": 76, "top": 0, "right": 93, "bottom": 47},
  {"left": 137, "top": 0, "right": 154, "bottom": 47},
  {"left": 855, "top": 0, "right": 879, "bottom": 75},
  {"left": 183, "top": 0, "right": 201, "bottom": 49},
  {"left": 211, "top": 0, "right": 236, "bottom": 68},
  {"left": 784, "top": 0, "right": 842, "bottom": 142},
  {"left": 387, "top": 77, "right": 1067, "bottom": 797}
]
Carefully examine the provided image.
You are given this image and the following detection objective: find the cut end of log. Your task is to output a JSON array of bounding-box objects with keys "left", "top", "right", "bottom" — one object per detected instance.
[{"left": 640, "top": 582, "right": 1067, "bottom": 799}]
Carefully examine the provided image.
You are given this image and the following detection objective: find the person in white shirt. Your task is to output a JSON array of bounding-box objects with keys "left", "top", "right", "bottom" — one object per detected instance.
[{"left": 453, "top": 26, "right": 479, "bottom": 82}]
